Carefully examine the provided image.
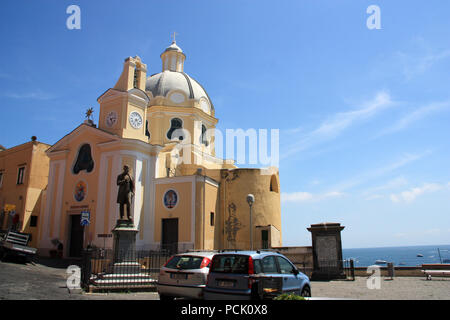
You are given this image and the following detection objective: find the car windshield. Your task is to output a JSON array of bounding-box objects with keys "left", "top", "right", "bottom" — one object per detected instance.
[
  {"left": 210, "top": 255, "right": 249, "bottom": 274},
  {"left": 165, "top": 255, "right": 205, "bottom": 270}
]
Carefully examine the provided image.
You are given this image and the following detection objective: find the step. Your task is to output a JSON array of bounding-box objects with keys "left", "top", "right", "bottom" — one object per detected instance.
[
  {"left": 101, "top": 273, "right": 153, "bottom": 278},
  {"left": 112, "top": 262, "right": 142, "bottom": 274},
  {"left": 92, "top": 278, "right": 157, "bottom": 286},
  {"left": 88, "top": 284, "right": 157, "bottom": 292},
  {"left": 98, "top": 273, "right": 155, "bottom": 280}
]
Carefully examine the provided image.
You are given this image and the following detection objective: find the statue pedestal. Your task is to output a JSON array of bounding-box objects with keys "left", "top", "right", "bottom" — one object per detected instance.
[
  {"left": 307, "top": 222, "right": 346, "bottom": 281},
  {"left": 112, "top": 219, "right": 139, "bottom": 269}
]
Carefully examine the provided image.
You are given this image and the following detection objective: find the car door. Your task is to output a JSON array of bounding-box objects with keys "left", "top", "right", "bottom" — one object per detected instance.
[
  {"left": 276, "top": 256, "right": 300, "bottom": 294},
  {"left": 260, "top": 255, "right": 283, "bottom": 295}
]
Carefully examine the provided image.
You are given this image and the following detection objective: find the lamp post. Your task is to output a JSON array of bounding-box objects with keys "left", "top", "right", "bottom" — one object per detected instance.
[{"left": 246, "top": 194, "right": 255, "bottom": 250}]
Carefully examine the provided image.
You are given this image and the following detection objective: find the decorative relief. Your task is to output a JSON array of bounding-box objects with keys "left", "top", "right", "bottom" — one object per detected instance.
[
  {"left": 163, "top": 189, "right": 178, "bottom": 209},
  {"left": 74, "top": 181, "right": 87, "bottom": 202},
  {"left": 225, "top": 202, "right": 243, "bottom": 248}
]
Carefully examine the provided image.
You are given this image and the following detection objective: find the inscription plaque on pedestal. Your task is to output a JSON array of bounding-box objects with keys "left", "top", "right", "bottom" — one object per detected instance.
[
  {"left": 112, "top": 219, "right": 138, "bottom": 264},
  {"left": 307, "top": 222, "right": 345, "bottom": 280}
]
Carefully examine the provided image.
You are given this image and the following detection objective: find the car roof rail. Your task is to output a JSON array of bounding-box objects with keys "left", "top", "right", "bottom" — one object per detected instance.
[{"left": 218, "top": 249, "right": 243, "bottom": 253}]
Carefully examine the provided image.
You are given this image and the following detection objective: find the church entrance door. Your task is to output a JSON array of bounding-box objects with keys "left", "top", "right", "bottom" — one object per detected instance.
[
  {"left": 162, "top": 218, "right": 178, "bottom": 254},
  {"left": 69, "top": 214, "right": 84, "bottom": 257}
]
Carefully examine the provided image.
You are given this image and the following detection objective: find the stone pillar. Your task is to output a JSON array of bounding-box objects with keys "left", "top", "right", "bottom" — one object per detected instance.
[
  {"left": 307, "top": 222, "right": 345, "bottom": 281},
  {"left": 112, "top": 219, "right": 140, "bottom": 273}
]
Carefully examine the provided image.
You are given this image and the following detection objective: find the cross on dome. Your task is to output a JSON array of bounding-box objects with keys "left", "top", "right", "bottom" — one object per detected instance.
[{"left": 171, "top": 31, "right": 178, "bottom": 43}]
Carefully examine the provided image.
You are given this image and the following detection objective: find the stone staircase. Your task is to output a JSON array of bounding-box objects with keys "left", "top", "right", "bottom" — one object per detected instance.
[{"left": 89, "top": 261, "right": 158, "bottom": 291}]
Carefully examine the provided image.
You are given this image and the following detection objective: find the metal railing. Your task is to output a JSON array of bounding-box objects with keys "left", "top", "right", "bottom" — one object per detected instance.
[
  {"left": 342, "top": 259, "right": 355, "bottom": 280},
  {"left": 315, "top": 259, "right": 355, "bottom": 280},
  {"left": 81, "top": 248, "right": 172, "bottom": 291}
]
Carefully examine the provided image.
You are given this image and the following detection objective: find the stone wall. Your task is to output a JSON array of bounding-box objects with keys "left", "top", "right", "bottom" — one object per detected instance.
[{"left": 272, "top": 246, "right": 314, "bottom": 277}]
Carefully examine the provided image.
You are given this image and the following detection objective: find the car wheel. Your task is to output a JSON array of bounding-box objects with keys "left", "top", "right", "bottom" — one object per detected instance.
[
  {"left": 300, "top": 286, "right": 311, "bottom": 297},
  {"left": 250, "top": 283, "right": 262, "bottom": 300},
  {"left": 159, "top": 294, "right": 174, "bottom": 301}
]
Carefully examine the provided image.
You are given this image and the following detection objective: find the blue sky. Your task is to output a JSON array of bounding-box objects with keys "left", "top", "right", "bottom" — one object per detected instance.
[{"left": 1, "top": 1, "right": 449, "bottom": 248}]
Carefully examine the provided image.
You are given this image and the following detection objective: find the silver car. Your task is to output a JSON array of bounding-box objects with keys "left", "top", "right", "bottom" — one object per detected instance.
[
  {"left": 203, "top": 251, "right": 311, "bottom": 300},
  {"left": 157, "top": 251, "right": 215, "bottom": 300}
]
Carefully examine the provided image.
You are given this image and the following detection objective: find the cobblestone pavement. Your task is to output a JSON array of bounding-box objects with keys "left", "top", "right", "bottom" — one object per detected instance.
[
  {"left": 0, "top": 258, "right": 158, "bottom": 300},
  {"left": 311, "top": 276, "right": 450, "bottom": 300}
]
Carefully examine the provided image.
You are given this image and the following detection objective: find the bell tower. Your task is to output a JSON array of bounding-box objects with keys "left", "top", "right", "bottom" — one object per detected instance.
[{"left": 98, "top": 56, "right": 150, "bottom": 142}]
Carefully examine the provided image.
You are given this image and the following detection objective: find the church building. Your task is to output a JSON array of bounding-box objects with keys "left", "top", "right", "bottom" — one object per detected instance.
[{"left": 37, "top": 41, "right": 282, "bottom": 257}]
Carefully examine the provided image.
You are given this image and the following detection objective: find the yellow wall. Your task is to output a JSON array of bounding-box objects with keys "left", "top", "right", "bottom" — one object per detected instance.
[
  {"left": 0, "top": 141, "right": 50, "bottom": 247},
  {"left": 203, "top": 181, "right": 218, "bottom": 250},
  {"left": 154, "top": 181, "right": 193, "bottom": 245},
  {"left": 217, "top": 168, "right": 282, "bottom": 250}
]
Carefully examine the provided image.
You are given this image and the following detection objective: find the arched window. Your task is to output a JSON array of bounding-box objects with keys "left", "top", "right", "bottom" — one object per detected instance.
[
  {"left": 200, "top": 124, "right": 209, "bottom": 146},
  {"left": 270, "top": 175, "right": 279, "bottom": 193},
  {"left": 166, "top": 118, "right": 184, "bottom": 140},
  {"left": 145, "top": 120, "right": 151, "bottom": 139},
  {"left": 133, "top": 67, "right": 139, "bottom": 88},
  {"left": 73, "top": 144, "right": 94, "bottom": 174}
]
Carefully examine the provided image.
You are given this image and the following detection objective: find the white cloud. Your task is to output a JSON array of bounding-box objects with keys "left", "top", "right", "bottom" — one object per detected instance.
[
  {"left": 378, "top": 100, "right": 450, "bottom": 137},
  {"left": 329, "top": 152, "right": 428, "bottom": 192},
  {"left": 398, "top": 48, "right": 450, "bottom": 80},
  {"left": 2, "top": 89, "right": 56, "bottom": 100},
  {"left": 281, "top": 191, "right": 344, "bottom": 203},
  {"left": 281, "top": 91, "right": 393, "bottom": 159},
  {"left": 365, "top": 194, "right": 384, "bottom": 201},
  {"left": 364, "top": 177, "right": 408, "bottom": 194},
  {"left": 394, "top": 228, "right": 443, "bottom": 239},
  {"left": 394, "top": 36, "right": 450, "bottom": 80},
  {"left": 390, "top": 182, "right": 443, "bottom": 203},
  {"left": 281, "top": 192, "right": 313, "bottom": 203}
]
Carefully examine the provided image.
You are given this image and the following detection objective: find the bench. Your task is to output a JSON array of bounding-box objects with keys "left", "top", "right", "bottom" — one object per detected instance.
[
  {"left": 0, "top": 231, "right": 37, "bottom": 260},
  {"left": 421, "top": 264, "right": 450, "bottom": 280},
  {"left": 422, "top": 270, "right": 450, "bottom": 280}
]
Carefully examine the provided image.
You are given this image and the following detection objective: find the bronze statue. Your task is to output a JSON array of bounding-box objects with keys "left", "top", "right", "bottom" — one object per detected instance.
[{"left": 117, "top": 165, "right": 134, "bottom": 221}]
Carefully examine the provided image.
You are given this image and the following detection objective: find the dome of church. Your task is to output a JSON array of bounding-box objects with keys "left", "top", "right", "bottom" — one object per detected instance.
[
  {"left": 146, "top": 71, "right": 211, "bottom": 104},
  {"left": 162, "top": 41, "right": 183, "bottom": 54},
  {"left": 145, "top": 41, "right": 214, "bottom": 114}
]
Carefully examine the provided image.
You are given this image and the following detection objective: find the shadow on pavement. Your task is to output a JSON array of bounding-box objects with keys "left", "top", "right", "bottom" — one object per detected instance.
[
  {"left": 0, "top": 255, "right": 29, "bottom": 265},
  {"left": 31, "top": 256, "right": 83, "bottom": 269}
]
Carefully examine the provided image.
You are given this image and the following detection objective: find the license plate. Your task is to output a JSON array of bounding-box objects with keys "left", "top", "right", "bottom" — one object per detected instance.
[
  {"left": 170, "top": 273, "right": 188, "bottom": 280},
  {"left": 218, "top": 281, "right": 234, "bottom": 287}
]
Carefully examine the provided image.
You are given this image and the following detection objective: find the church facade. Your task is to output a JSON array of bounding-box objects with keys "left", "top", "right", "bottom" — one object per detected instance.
[{"left": 36, "top": 41, "right": 282, "bottom": 257}]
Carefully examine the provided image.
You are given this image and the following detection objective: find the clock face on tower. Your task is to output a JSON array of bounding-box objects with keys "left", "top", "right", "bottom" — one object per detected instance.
[
  {"left": 105, "top": 111, "right": 118, "bottom": 127},
  {"left": 129, "top": 111, "right": 143, "bottom": 129}
]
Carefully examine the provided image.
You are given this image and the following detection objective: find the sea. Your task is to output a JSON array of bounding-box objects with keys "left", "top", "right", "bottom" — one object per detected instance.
[{"left": 342, "top": 244, "right": 450, "bottom": 267}]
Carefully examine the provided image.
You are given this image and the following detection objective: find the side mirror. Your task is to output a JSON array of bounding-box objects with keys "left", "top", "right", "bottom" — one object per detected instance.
[{"left": 293, "top": 268, "right": 299, "bottom": 275}]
